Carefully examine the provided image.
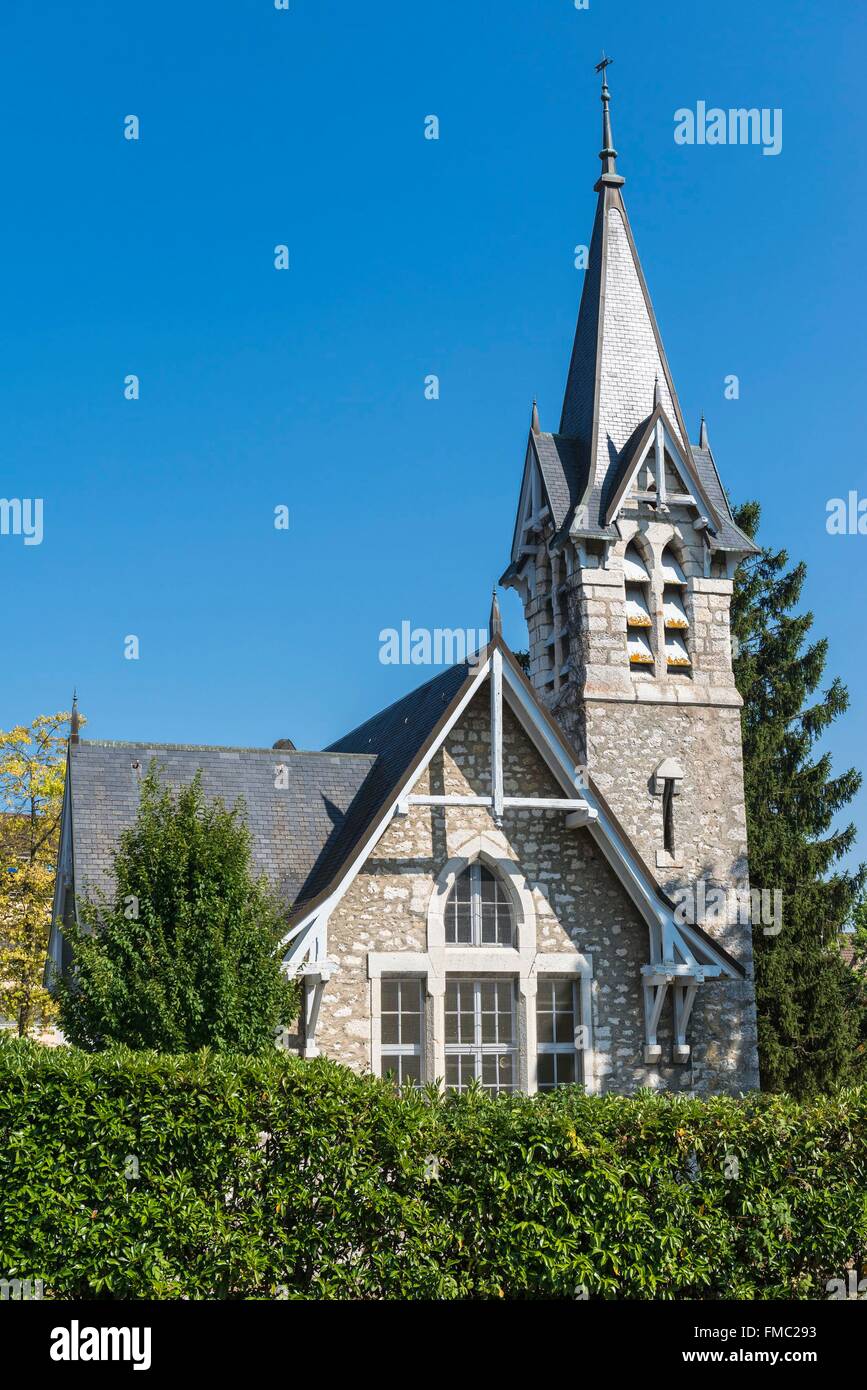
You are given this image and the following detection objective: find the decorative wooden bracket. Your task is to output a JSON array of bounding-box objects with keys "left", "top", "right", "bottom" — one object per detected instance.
[{"left": 641, "top": 964, "right": 705, "bottom": 1064}]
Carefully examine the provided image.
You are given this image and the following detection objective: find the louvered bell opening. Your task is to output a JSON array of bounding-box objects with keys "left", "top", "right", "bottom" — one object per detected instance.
[
  {"left": 623, "top": 545, "right": 650, "bottom": 583},
  {"left": 625, "top": 584, "right": 652, "bottom": 627},
  {"left": 665, "top": 630, "right": 691, "bottom": 667},
  {"left": 660, "top": 551, "right": 687, "bottom": 585},
  {"left": 662, "top": 588, "right": 689, "bottom": 629},
  {"left": 627, "top": 627, "right": 654, "bottom": 665}
]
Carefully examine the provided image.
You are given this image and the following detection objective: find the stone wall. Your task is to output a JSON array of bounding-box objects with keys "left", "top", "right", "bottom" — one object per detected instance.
[{"left": 316, "top": 690, "right": 756, "bottom": 1094}]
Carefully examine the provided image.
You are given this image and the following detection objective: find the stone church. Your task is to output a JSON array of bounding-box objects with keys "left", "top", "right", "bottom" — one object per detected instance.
[{"left": 47, "top": 77, "right": 760, "bottom": 1095}]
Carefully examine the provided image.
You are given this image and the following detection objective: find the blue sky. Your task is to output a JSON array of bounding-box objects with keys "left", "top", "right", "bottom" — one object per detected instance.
[{"left": 1, "top": 0, "right": 864, "bottom": 865}]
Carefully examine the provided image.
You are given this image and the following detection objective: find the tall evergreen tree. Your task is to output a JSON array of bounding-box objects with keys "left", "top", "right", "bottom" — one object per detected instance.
[
  {"left": 731, "top": 501, "right": 866, "bottom": 1094},
  {"left": 58, "top": 766, "right": 296, "bottom": 1052}
]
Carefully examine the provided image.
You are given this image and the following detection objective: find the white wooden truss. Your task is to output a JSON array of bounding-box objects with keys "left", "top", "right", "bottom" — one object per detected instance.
[{"left": 280, "top": 642, "right": 741, "bottom": 1062}]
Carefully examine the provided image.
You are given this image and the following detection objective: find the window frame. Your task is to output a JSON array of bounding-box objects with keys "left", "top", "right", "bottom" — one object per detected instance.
[
  {"left": 535, "top": 976, "right": 582, "bottom": 1091},
  {"left": 445, "top": 860, "right": 515, "bottom": 948},
  {"left": 444, "top": 975, "right": 519, "bottom": 1094},
  {"left": 378, "top": 976, "right": 425, "bottom": 1087}
]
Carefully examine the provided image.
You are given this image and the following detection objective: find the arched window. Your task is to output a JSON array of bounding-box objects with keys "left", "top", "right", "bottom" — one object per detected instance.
[
  {"left": 623, "top": 541, "right": 654, "bottom": 669},
  {"left": 661, "top": 545, "right": 691, "bottom": 671},
  {"left": 445, "top": 862, "right": 514, "bottom": 947}
]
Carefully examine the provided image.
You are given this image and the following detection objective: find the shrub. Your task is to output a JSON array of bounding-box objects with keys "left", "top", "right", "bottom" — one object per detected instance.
[
  {"left": 0, "top": 1041, "right": 864, "bottom": 1299},
  {"left": 57, "top": 766, "right": 296, "bottom": 1052}
]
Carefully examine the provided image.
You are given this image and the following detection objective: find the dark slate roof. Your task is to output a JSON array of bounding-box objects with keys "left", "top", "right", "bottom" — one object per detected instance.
[
  {"left": 560, "top": 195, "right": 604, "bottom": 444},
  {"left": 532, "top": 432, "right": 586, "bottom": 531},
  {"left": 690, "top": 444, "right": 759, "bottom": 553},
  {"left": 599, "top": 412, "right": 656, "bottom": 524},
  {"left": 308, "top": 658, "right": 478, "bottom": 910},
  {"left": 68, "top": 741, "right": 376, "bottom": 911},
  {"left": 66, "top": 661, "right": 483, "bottom": 922},
  {"left": 528, "top": 420, "right": 758, "bottom": 556}
]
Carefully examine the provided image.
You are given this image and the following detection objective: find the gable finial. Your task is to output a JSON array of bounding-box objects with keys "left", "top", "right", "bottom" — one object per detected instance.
[
  {"left": 653, "top": 376, "right": 662, "bottom": 409},
  {"left": 594, "top": 52, "right": 625, "bottom": 189},
  {"left": 489, "top": 587, "right": 503, "bottom": 640},
  {"left": 699, "top": 413, "right": 709, "bottom": 449},
  {"left": 530, "top": 398, "right": 541, "bottom": 434},
  {"left": 70, "top": 690, "right": 80, "bottom": 745}
]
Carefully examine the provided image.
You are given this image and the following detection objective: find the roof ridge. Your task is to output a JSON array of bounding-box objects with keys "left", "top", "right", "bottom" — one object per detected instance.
[
  {"left": 75, "top": 739, "right": 376, "bottom": 759},
  {"left": 325, "top": 654, "right": 485, "bottom": 750}
]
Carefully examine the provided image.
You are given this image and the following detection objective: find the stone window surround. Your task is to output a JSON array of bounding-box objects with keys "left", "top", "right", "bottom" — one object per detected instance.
[
  {"left": 367, "top": 833, "right": 597, "bottom": 1095},
  {"left": 619, "top": 521, "right": 697, "bottom": 683}
]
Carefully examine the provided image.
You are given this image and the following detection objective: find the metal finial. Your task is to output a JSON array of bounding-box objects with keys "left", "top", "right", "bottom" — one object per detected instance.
[
  {"left": 593, "top": 53, "right": 625, "bottom": 190},
  {"left": 489, "top": 588, "right": 503, "bottom": 640},
  {"left": 70, "top": 691, "right": 80, "bottom": 745}
]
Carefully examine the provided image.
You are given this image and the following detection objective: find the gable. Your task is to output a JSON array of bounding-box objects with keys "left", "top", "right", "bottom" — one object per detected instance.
[
  {"left": 283, "top": 639, "right": 744, "bottom": 984},
  {"left": 441, "top": 690, "right": 564, "bottom": 802},
  {"left": 602, "top": 404, "right": 722, "bottom": 531}
]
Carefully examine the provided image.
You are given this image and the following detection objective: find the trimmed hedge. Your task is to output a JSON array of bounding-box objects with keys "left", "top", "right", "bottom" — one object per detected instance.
[{"left": 1, "top": 1041, "right": 865, "bottom": 1299}]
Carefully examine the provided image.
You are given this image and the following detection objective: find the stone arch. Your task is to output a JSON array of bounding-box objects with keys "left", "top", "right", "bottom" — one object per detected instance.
[{"left": 426, "top": 834, "right": 536, "bottom": 954}]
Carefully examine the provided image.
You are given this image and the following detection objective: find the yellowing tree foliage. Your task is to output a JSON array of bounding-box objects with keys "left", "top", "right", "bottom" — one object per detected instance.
[{"left": 0, "top": 712, "right": 75, "bottom": 1037}]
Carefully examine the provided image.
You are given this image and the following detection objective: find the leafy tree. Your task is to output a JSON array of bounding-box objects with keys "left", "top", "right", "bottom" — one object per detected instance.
[
  {"left": 731, "top": 501, "right": 866, "bottom": 1094},
  {"left": 58, "top": 765, "right": 296, "bottom": 1052},
  {"left": 0, "top": 712, "right": 72, "bottom": 1037}
]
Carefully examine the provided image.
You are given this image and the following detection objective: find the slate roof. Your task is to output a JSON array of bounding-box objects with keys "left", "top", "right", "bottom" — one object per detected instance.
[
  {"left": 65, "top": 660, "right": 482, "bottom": 920},
  {"left": 67, "top": 740, "right": 376, "bottom": 911},
  {"left": 309, "top": 658, "right": 479, "bottom": 911},
  {"left": 507, "top": 410, "right": 757, "bottom": 558},
  {"left": 689, "top": 443, "right": 758, "bottom": 553},
  {"left": 532, "top": 432, "right": 586, "bottom": 531}
]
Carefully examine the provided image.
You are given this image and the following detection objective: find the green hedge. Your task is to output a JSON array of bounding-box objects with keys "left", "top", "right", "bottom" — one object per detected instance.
[{"left": 1, "top": 1041, "right": 865, "bottom": 1299}]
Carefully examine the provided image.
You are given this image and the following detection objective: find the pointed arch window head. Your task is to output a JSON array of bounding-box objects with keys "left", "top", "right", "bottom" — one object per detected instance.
[
  {"left": 624, "top": 540, "right": 654, "bottom": 667},
  {"left": 661, "top": 544, "right": 691, "bottom": 671},
  {"left": 660, "top": 547, "right": 687, "bottom": 586},
  {"left": 445, "top": 862, "right": 515, "bottom": 947},
  {"left": 623, "top": 542, "right": 651, "bottom": 583}
]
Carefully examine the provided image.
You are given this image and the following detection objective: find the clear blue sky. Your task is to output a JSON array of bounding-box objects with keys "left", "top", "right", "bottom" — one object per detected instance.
[{"left": 1, "top": 1, "right": 864, "bottom": 864}]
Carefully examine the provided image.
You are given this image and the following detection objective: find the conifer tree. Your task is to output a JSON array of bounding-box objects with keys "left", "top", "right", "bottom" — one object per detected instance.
[
  {"left": 731, "top": 501, "right": 866, "bottom": 1093},
  {"left": 58, "top": 766, "right": 296, "bottom": 1052}
]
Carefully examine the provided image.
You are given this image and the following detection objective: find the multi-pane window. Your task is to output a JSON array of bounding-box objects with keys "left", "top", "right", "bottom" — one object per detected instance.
[
  {"left": 380, "top": 978, "right": 424, "bottom": 1086},
  {"left": 445, "top": 863, "right": 514, "bottom": 947},
  {"left": 536, "top": 978, "right": 580, "bottom": 1090},
  {"left": 445, "top": 978, "right": 517, "bottom": 1093}
]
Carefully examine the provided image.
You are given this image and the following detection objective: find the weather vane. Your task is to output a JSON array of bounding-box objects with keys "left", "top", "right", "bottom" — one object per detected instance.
[{"left": 595, "top": 52, "right": 613, "bottom": 77}]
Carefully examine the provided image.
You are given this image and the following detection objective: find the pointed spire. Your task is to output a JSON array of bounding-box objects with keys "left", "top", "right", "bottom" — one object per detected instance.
[
  {"left": 560, "top": 62, "right": 691, "bottom": 468},
  {"left": 530, "top": 398, "right": 540, "bottom": 434},
  {"left": 594, "top": 54, "right": 625, "bottom": 190},
  {"left": 70, "top": 691, "right": 80, "bottom": 746},
  {"left": 699, "top": 414, "right": 709, "bottom": 449},
  {"left": 489, "top": 588, "right": 502, "bottom": 640}
]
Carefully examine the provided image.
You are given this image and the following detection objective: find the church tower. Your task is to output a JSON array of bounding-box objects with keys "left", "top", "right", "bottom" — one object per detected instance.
[{"left": 501, "top": 66, "right": 760, "bottom": 997}]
